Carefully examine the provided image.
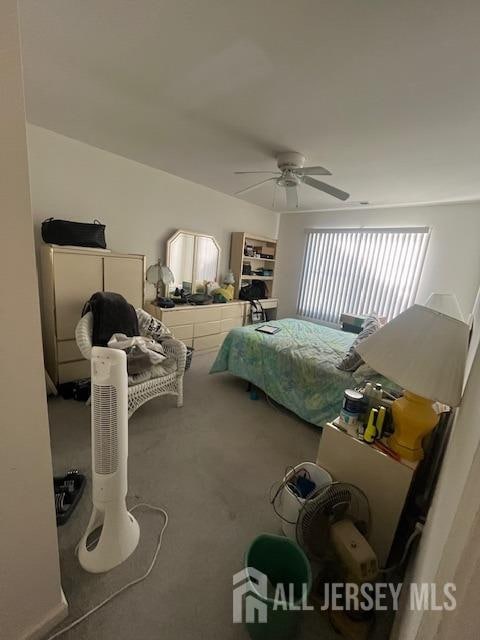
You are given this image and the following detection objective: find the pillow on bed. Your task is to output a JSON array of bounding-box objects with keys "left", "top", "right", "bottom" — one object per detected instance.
[
  {"left": 352, "top": 363, "right": 381, "bottom": 383},
  {"left": 336, "top": 315, "right": 383, "bottom": 372}
]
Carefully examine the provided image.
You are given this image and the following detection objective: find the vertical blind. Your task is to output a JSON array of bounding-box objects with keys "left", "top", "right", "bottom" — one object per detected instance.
[{"left": 297, "top": 227, "right": 430, "bottom": 324}]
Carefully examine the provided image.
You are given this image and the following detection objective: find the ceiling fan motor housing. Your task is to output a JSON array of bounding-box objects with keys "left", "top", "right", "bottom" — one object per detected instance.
[{"left": 277, "top": 151, "right": 306, "bottom": 170}]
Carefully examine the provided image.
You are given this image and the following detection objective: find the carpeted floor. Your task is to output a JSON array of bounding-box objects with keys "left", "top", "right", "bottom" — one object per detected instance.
[
  {"left": 48, "top": 351, "right": 328, "bottom": 639},
  {"left": 47, "top": 351, "right": 392, "bottom": 639}
]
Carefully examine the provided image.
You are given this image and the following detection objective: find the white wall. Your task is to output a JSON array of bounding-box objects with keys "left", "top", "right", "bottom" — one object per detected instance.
[
  {"left": 275, "top": 203, "right": 480, "bottom": 321},
  {"left": 0, "top": 3, "right": 66, "bottom": 638},
  {"left": 27, "top": 124, "right": 279, "bottom": 297}
]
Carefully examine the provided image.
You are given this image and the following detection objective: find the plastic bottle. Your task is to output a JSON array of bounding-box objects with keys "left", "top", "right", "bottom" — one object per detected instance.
[
  {"left": 364, "top": 408, "right": 378, "bottom": 443},
  {"left": 374, "top": 383, "right": 383, "bottom": 400},
  {"left": 376, "top": 406, "right": 386, "bottom": 438}
]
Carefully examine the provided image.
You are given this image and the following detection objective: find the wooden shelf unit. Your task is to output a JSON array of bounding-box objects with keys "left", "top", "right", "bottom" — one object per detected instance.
[{"left": 230, "top": 232, "right": 278, "bottom": 299}]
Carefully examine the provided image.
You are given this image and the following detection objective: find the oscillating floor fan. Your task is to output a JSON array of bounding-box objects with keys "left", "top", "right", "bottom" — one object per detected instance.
[{"left": 78, "top": 347, "right": 140, "bottom": 573}]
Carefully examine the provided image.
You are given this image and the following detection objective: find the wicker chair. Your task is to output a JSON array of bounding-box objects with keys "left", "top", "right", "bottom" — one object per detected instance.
[{"left": 75, "top": 308, "right": 186, "bottom": 418}]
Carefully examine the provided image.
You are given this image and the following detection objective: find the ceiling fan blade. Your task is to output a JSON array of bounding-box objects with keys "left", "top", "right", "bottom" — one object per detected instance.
[
  {"left": 234, "top": 171, "right": 280, "bottom": 175},
  {"left": 295, "top": 166, "right": 332, "bottom": 176},
  {"left": 302, "top": 176, "right": 350, "bottom": 201},
  {"left": 286, "top": 185, "right": 298, "bottom": 209},
  {"left": 235, "top": 177, "right": 277, "bottom": 196}
]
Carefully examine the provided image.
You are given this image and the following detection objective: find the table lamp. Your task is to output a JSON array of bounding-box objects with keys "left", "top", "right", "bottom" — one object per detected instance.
[
  {"left": 356, "top": 305, "right": 469, "bottom": 461},
  {"left": 425, "top": 292, "right": 464, "bottom": 321},
  {"left": 146, "top": 261, "right": 175, "bottom": 301},
  {"left": 224, "top": 270, "right": 235, "bottom": 286}
]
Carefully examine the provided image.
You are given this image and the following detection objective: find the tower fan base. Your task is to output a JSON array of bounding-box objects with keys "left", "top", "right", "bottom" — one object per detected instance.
[{"left": 78, "top": 504, "right": 140, "bottom": 573}]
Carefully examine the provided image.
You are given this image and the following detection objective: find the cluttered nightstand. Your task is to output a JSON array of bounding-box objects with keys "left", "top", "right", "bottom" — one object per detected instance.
[{"left": 316, "top": 421, "right": 418, "bottom": 567}]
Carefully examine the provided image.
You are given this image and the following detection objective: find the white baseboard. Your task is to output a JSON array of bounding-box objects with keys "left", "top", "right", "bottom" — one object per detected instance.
[{"left": 21, "top": 590, "right": 68, "bottom": 640}]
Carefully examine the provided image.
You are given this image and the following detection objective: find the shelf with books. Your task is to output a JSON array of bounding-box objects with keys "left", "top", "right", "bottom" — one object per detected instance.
[{"left": 230, "top": 232, "right": 278, "bottom": 299}]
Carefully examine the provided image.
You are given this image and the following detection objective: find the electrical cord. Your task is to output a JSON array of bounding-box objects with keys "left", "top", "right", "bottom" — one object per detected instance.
[
  {"left": 46, "top": 502, "right": 168, "bottom": 640},
  {"left": 269, "top": 466, "right": 320, "bottom": 524},
  {"left": 380, "top": 523, "right": 423, "bottom": 575}
]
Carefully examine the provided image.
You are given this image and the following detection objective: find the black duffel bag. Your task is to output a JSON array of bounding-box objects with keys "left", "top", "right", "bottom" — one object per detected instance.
[
  {"left": 41, "top": 218, "right": 106, "bottom": 249},
  {"left": 239, "top": 279, "right": 268, "bottom": 301}
]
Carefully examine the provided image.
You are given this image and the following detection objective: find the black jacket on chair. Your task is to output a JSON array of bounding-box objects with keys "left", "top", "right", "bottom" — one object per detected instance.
[{"left": 82, "top": 291, "right": 139, "bottom": 347}]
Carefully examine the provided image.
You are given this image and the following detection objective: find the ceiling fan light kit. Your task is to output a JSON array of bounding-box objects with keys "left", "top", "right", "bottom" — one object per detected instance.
[{"left": 234, "top": 151, "right": 350, "bottom": 208}]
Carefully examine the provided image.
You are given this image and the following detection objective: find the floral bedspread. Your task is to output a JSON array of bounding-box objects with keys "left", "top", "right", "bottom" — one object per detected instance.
[{"left": 210, "top": 318, "right": 364, "bottom": 427}]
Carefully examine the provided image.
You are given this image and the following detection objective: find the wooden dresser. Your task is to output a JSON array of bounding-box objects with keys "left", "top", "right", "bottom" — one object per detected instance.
[
  {"left": 146, "top": 298, "right": 278, "bottom": 353},
  {"left": 40, "top": 245, "right": 145, "bottom": 384}
]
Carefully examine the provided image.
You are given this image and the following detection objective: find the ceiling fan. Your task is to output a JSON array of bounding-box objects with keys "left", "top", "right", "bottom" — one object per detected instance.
[{"left": 234, "top": 151, "right": 349, "bottom": 209}]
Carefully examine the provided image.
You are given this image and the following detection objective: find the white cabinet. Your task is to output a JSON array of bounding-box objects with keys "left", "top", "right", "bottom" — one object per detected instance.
[
  {"left": 53, "top": 253, "right": 103, "bottom": 340},
  {"left": 147, "top": 298, "right": 279, "bottom": 353},
  {"left": 103, "top": 256, "right": 144, "bottom": 309},
  {"left": 316, "top": 422, "right": 417, "bottom": 566},
  {"left": 40, "top": 245, "right": 145, "bottom": 384}
]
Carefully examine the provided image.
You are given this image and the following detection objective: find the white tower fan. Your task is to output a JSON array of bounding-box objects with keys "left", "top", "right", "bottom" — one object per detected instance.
[{"left": 78, "top": 346, "right": 140, "bottom": 573}]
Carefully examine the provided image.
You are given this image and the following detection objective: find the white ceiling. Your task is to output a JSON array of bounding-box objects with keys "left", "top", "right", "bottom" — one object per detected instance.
[{"left": 19, "top": 0, "right": 480, "bottom": 212}]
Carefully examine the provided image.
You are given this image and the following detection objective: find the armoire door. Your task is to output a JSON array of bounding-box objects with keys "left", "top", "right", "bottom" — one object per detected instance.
[
  {"left": 103, "top": 257, "right": 144, "bottom": 309},
  {"left": 54, "top": 253, "right": 103, "bottom": 340}
]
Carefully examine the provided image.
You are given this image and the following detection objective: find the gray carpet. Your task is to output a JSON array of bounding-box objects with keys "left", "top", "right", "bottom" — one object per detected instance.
[{"left": 48, "top": 351, "right": 335, "bottom": 639}]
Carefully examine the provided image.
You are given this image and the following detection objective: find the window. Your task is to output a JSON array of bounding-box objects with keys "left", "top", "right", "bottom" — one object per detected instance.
[{"left": 297, "top": 227, "right": 430, "bottom": 324}]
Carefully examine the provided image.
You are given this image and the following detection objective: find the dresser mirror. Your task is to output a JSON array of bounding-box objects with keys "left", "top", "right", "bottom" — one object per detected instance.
[{"left": 166, "top": 230, "right": 221, "bottom": 294}]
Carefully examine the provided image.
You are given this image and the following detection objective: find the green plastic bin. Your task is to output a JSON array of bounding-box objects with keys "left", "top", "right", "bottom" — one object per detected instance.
[{"left": 243, "top": 533, "right": 312, "bottom": 640}]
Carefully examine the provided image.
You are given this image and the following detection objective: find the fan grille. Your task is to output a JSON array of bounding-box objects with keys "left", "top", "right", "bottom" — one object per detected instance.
[
  {"left": 296, "top": 483, "right": 370, "bottom": 561},
  {"left": 92, "top": 383, "right": 119, "bottom": 475}
]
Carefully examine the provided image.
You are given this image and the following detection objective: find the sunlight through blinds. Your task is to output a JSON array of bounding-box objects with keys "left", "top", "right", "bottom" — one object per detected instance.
[{"left": 297, "top": 227, "right": 430, "bottom": 324}]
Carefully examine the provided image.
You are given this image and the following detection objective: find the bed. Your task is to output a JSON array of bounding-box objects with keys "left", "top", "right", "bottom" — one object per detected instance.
[{"left": 210, "top": 317, "right": 389, "bottom": 428}]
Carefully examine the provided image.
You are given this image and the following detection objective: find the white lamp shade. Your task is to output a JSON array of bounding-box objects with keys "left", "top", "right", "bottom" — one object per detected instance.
[
  {"left": 356, "top": 305, "right": 469, "bottom": 407},
  {"left": 224, "top": 270, "right": 235, "bottom": 285},
  {"left": 426, "top": 292, "right": 464, "bottom": 322},
  {"left": 160, "top": 264, "right": 174, "bottom": 286}
]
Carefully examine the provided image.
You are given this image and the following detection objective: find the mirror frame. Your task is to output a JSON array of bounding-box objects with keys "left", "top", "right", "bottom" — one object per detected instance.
[{"left": 166, "top": 229, "right": 221, "bottom": 293}]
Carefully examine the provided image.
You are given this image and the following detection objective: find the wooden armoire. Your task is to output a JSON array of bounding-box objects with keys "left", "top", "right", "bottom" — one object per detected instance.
[{"left": 39, "top": 245, "right": 145, "bottom": 384}]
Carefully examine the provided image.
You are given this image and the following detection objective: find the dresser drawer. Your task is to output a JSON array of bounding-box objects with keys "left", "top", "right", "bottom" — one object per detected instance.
[
  {"left": 171, "top": 324, "right": 194, "bottom": 340},
  {"left": 193, "top": 333, "right": 223, "bottom": 351},
  {"left": 162, "top": 306, "right": 222, "bottom": 327},
  {"left": 191, "top": 307, "right": 221, "bottom": 323},
  {"left": 220, "top": 317, "right": 243, "bottom": 332},
  {"left": 220, "top": 303, "right": 245, "bottom": 320},
  {"left": 161, "top": 309, "right": 197, "bottom": 327},
  {"left": 194, "top": 320, "right": 221, "bottom": 338},
  {"left": 58, "top": 359, "right": 90, "bottom": 383},
  {"left": 57, "top": 340, "right": 83, "bottom": 363}
]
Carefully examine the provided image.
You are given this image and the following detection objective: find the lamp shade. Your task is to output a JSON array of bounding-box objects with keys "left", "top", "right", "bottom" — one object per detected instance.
[
  {"left": 356, "top": 305, "right": 469, "bottom": 407},
  {"left": 425, "top": 292, "right": 464, "bottom": 322},
  {"left": 224, "top": 270, "right": 235, "bottom": 285},
  {"left": 160, "top": 264, "right": 174, "bottom": 286}
]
